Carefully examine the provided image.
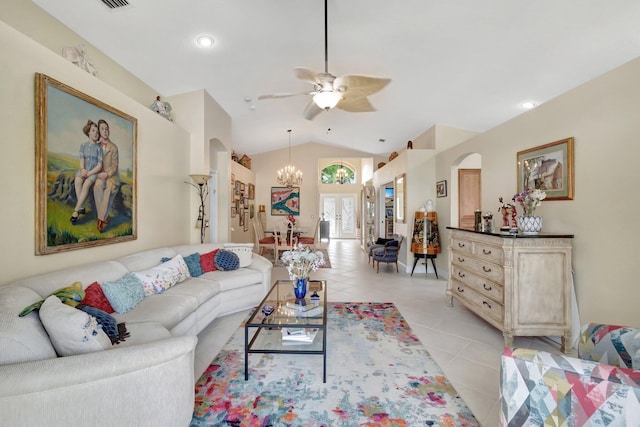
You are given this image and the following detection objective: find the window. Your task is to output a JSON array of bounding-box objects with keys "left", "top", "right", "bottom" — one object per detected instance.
[{"left": 321, "top": 163, "right": 355, "bottom": 184}]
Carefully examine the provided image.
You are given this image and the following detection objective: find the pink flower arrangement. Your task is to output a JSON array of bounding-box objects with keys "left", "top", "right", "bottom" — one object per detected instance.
[{"left": 512, "top": 188, "right": 547, "bottom": 216}]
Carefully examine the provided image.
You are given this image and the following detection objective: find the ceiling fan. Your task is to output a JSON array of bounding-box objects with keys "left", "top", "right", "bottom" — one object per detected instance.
[{"left": 258, "top": 0, "right": 391, "bottom": 120}]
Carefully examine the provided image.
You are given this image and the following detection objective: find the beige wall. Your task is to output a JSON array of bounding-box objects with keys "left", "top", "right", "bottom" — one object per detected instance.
[
  {"left": 0, "top": 21, "right": 192, "bottom": 284},
  {"left": 435, "top": 57, "right": 640, "bottom": 326}
]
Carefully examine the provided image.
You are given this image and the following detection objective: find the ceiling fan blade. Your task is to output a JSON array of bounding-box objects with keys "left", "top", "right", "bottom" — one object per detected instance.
[
  {"left": 294, "top": 67, "right": 321, "bottom": 84},
  {"left": 337, "top": 96, "right": 376, "bottom": 113},
  {"left": 303, "top": 101, "right": 324, "bottom": 120},
  {"left": 257, "top": 92, "right": 310, "bottom": 100},
  {"left": 334, "top": 75, "right": 391, "bottom": 97}
]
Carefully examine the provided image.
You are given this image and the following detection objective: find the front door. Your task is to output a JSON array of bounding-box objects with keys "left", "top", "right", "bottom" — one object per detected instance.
[{"left": 320, "top": 194, "right": 357, "bottom": 239}]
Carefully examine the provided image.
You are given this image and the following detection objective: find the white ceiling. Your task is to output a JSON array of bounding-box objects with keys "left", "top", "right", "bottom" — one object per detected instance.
[{"left": 34, "top": 0, "right": 640, "bottom": 156}]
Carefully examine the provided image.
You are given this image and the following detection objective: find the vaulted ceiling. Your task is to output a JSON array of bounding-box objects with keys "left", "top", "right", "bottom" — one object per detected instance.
[{"left": 34, "top": 0, "right": 640, "bottom": 155}]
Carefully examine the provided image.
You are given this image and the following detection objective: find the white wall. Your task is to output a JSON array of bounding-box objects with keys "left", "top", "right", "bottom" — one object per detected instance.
[
  {"left": 0, "top": 21, "right": 192, "bottom": 283},
  {"left": 435, "top": 56, "right": 640, "bottom": 326}
]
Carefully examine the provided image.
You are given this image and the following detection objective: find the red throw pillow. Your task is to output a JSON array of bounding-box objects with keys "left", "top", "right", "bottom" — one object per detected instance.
[
  {"left": 200, "top": 249, "right": 219, "bottom": 272},
  {"left": 81, "top": 282, "right": 115, "bottom": 314}
]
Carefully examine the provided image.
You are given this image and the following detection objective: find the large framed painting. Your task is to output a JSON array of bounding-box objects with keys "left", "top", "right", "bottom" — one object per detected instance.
[
  {"left": 517, "top": 137, "right": 574, "bottom": 200},
  {"left": 271, "top": 187, "right": 300, "bottom": 216},
  {"left": 35, "top": 73, "right": 137, "bottom": 254}
]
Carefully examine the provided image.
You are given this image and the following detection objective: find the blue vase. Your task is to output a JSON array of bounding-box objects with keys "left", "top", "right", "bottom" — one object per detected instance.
[{"left": 294, "top": 277, "right": 307, "bottom": 299}]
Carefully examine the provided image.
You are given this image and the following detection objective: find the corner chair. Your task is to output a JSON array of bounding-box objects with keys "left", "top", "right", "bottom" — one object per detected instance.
[
  {"left": 500, "top": 322, "right": 640, "bottom": 426},
  {"left": 371, "top": 236, "right": 403, "bottom": 273}
]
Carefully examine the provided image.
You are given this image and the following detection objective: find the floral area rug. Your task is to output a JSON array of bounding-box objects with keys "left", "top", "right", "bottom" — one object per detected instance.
[{"left": 191, "top": 302, "right": 479, "bottom": 426}]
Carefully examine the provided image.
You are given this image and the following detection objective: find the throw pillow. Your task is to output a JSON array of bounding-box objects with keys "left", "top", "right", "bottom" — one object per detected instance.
[
  {"left": 101, "top": 273, "right": 146, "bottom": 314},
  {"left": 19, "top": 282, "right": 85, "bottom": 317},
  {"left": 134, "top": 255, "right": 190, "bottom": 295},
  {"left": 375, "top": 238, "right": 392, "bottom": 245},
  {"left": 76, "top": 304, "right": 130, "bottom": 345},
  {"left": 214, "top": 249, "right": 240, "bottom": 271},
  {"left": 183, "top": 252, "right": 204, "bottom": 277},
  {"left": 81, "top": 282, "right": 115, "bottom": 314},
  {"left": 39, "top": 295, "right": 111, "bottom": 356},
  {"left": 200, "top": 249, "right": 219, "bottom": 272},
  {"left": 223, "top": 243, "right": 254, "bottom": 268}
]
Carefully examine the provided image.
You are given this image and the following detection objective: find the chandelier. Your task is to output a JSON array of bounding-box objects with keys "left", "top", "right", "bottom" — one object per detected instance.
[
  {"left": 335, "top": 162, "right": 349, "bottom": 184},
  {"left": 277, "top": 129, "right": 303, "bottom": 187}
]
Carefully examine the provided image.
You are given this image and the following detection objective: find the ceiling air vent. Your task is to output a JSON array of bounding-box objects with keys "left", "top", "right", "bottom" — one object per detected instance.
[{"left": 100, "top": 0, "right": 130, "bottom": 9}]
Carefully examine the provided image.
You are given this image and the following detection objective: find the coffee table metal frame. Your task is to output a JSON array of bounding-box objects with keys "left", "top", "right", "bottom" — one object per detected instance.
[{"left": 244, "top": 280, "right": 327, "bottom": 382}]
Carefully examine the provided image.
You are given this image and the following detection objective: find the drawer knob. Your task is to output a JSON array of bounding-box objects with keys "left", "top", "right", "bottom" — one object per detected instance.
[
  {"left": 458, "top": 271, "right": 466, "bottom": 278},
  {"left": 483, "top": 283, "right": 492, "bottom": 291},
  {"left": 482, "top": 249, "right": 492, "bottom": 255},
  {"left": 483, "top": 301, "right": 492, "bottom": 309},
  {"left": 457, "top": 257, "right": 465, "bottom": 262},
  {"left": 457, "top": 286, "right": 464, "bottom": 293},
  {"left": 482, "top": 266, "right": 492, "bottom": 273},
  {"left": 458, "top": 242, "right": 465, "bottom": 248}
]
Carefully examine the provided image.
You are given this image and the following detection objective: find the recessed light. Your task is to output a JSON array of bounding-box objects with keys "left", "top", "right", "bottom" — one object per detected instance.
[
  {"left": 196, "top": 36, "right": 214, "bottom": 47},
  {"left": 521, "top": 101, "right": 537, "bottom": 109}
]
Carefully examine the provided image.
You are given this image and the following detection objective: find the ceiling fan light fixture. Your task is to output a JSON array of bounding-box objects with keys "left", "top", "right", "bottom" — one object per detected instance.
[{"left": 313, "top": 91, "right": 342, "bottom": 110}]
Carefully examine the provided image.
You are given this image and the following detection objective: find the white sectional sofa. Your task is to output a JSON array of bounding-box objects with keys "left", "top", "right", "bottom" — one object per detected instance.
[{"left": 0, "top": 243, "right": 272, "bottom": 427}]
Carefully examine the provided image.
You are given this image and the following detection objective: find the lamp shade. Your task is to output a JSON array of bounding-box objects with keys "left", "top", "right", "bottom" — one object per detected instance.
[
  {"left": 189, "top": 174, "right": 211, "bottom": 185},
  {"left": 313, "top": 91, "right": 342, "bottom": 110}
]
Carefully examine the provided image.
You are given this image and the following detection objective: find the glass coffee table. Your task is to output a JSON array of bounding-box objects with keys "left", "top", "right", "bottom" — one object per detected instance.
[{"left": 245, "top": 279, "right": 327, "bottom": 382}]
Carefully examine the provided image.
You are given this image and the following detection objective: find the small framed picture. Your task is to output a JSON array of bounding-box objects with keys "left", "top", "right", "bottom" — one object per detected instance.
[{"left": 436, "top": 180, "right": 447, "bottom": 198}]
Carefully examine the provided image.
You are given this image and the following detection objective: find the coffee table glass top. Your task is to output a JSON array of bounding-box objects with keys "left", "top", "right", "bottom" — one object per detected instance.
[{"left": 247, "top": 279, "right": 327, "bottom": 328}]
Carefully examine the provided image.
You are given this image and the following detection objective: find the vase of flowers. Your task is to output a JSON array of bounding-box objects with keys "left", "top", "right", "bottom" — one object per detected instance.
[
  {"left": 512, "top": 188, "right": 546, "bottom": 234},
  {"left": 281, "top": 244, "right": 326, "bottom": 299}
]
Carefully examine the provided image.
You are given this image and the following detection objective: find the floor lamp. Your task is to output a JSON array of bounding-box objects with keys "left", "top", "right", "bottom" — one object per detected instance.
[{"left": 187, "top": 174, "right": 211, "bottom": 244}]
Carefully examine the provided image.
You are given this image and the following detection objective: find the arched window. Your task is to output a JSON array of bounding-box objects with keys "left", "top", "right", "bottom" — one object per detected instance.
[{"left": 321, "top": 162, "right": 355, "bottom": 184}]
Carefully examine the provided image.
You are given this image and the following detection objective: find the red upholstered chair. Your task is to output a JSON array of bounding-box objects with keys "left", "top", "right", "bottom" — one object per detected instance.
[
  {"left": 251, "top": 217, "right": 275, "bottom": 256},
  {"left": 274, "top": 220, "right": 297, "bottom": 261},
  {"left": 297, "top": 218, "right": 320, "bottom": 250}
]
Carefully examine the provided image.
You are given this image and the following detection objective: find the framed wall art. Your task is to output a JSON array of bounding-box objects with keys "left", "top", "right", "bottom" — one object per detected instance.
[
  {"left": 35, "top": 73, "right": 137, "bottom": 255},
  {"left": 248, "top": 183, "right": 255, "bottom": 200},
  {"left": 517, "top": 137, "right": 574, "bottom": 200},
  {"left": 271, "top": 187, "right": 300, "bottom": 216},
  {"left": 436, "top": 180, "right": 447, "bottom": 198}
]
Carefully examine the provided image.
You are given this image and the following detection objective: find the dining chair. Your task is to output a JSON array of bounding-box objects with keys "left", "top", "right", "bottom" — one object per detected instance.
[
  {"left": 251, "top": 217, "right": 275, "bottom": 256},
  {"left": 274, "top": 220, "right": 297, "bottom": 261},
  {"left": 297, "top": 217, "right": 320, "bottom": 250}
]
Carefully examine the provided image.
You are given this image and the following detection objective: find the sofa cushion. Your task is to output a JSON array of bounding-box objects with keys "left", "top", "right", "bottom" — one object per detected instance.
[
  {"left": 81, "top": 282, "right": 115, "bottom": 314},
  {"left": 39, "top": 296, "right": 112, "bottom": 357},
  {"left": 214, "top": 249, "right": 240, "bottom": 271},
  {"left": 101, "top": 273, "right": 146, "bottom": 314},
  {"left": 223, "top": 243, "right": 254, "bottom": 267},
  {"left": 112, "top": 293, "right": 199, "bottom": 332},
  {"left": 0, "top": 286, "right": 57, "bottom": 364},
  {"left": 200, "top": 249, "right": 219, "bottom": 272},
  {"left": 117, "top": 247, "right": 178, "bottom": 272},
  {"left": 113, "top": 321, "right": 172, "bottom": 347},
  {"left": 201, "top": 269, "right": 263, "bottom": 292},
  {"left": 163, "top": 277, "right": 221, "bottom": 305},
  {"left": 134, "top": 255, "right": 190, "bottom": 295}
]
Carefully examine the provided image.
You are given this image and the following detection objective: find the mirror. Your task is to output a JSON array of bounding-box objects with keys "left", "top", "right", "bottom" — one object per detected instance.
[{"left": 394, "top": 174, "right": 406, "bottom": 223}]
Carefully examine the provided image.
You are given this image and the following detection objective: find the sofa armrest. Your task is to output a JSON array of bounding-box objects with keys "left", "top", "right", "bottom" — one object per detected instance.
[
  {"left": 0, "top": 335, "right": 197, "bottom": 427},
  {"left": 500, "top": 347, "right": 640, "bottom": 426},
  {"left": 248, "top": 253, "right": 273, "bottom": 293},
  {"left": 578, "top": 322, "right": 640, "bottom": 369}
]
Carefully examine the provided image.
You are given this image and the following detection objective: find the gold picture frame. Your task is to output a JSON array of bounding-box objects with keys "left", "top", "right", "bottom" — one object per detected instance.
[
  {"left": 35, "top": 73, "right": 137, "bottom": 254},
  {"left": 517, "top": 137, "right": 574, "bottom": 200}
]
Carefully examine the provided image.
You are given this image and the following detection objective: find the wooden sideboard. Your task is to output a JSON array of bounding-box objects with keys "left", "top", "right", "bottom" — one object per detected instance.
[{"left": 446, "top": 227, "right": 574, "bottom": 352}]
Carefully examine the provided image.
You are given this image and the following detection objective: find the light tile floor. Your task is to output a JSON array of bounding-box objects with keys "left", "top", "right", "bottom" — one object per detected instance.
[{"left": 195, "top": 239, "right": 573, "bottom": 426}]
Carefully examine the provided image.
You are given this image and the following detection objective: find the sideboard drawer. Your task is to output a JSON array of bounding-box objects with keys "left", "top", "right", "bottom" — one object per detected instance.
[
  {"left": 451, "top": 254, "right": 504, "bottom": 284},
  {"left": 451, "top": 237, "right": 473, "bottom": 256},
  {"left": 451, "top": 280, "right": 503, "bottom": 324},
  {"left": 473, "top": 242, "right": 503, "bottom": 264},
  {"left": 451, "top": 265, "right": 503, "bottom": 303}
]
